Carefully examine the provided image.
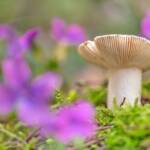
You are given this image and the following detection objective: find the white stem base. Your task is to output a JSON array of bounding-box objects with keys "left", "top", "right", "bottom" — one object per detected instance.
[{"left": 107, "top": 68, "right": 142, "bottom": 109}]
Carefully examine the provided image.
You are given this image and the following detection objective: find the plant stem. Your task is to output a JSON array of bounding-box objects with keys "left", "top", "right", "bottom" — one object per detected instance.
[{"left": 0, "top": 124, "right": 27, "bottom": 145}]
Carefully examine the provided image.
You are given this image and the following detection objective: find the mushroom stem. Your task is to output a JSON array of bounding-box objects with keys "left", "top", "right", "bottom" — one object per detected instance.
[{"left": 107, "top": 68, "right": 142, "bottom": 109}]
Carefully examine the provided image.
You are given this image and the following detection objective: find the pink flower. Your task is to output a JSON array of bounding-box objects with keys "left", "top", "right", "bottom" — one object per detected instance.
[
  {"left": 141, "top": 11, "right": 150, "bottom": 38},
  {"left": 0, "top": 25, "right": 39, "bottom": 58},
  {"left": 51, "top": 18, "right": 87, "bottom": 45},
  {"left": 42, "top": 101, "right": 96, "bottom": 143},
  {"left": 0, "top": 58, "right": 62, "bottom": 126}
]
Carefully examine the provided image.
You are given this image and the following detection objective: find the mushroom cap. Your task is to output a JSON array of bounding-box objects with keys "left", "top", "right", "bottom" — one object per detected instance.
[{"left": 78, "top": 34, "right": 150, "bottom": 71}]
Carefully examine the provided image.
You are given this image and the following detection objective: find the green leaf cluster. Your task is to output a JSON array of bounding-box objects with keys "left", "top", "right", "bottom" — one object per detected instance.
[{"left": 102, "top": 105, "right": 150, "bottom": 150}]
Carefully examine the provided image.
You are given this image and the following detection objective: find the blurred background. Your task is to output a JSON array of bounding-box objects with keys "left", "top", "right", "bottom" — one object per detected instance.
[
  {"left": 0, "top": 0, "right": 150, "bottom": 85},
  {"left": 1, "top": 0, "right": 150, "bottom": 33}
]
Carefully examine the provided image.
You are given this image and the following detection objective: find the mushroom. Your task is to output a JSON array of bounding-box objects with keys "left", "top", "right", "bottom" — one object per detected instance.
[{"left": 78, "top": 34, "right": 150, "bottom": 109}]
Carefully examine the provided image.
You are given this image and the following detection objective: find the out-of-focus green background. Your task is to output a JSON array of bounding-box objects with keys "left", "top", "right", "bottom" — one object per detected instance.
[{"left": 1, "top": 0, "right": 150, "bottom": 34}]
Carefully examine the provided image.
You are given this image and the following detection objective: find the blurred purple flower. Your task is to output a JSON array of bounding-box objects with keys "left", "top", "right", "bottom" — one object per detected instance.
[
  {"left": 141, "top": 11, "right": 150, "bottom": 38},
  {"left": 32, "top": 72, "right": 62, "bottom": 100},
  {"left": 51, "top": 18, "right": 87, "bottom": 45},
  {"left": 0, "top": 58, "right": 62, "bottom": 126},
  {"left": 0, "top": 84, "right": 15, "bottom": 115},
  {"left": 0, "top": 25, "right": 39, "bottom": 58},
  {"left": 18, "top": 99, "right": 52, "bottom": 126},
  {"left": 3, "top": 58, "right": 32, "bottom": 89},
  {"left": 0, "top": 25, "right": 16, "bottom": 40},
  {"left": 19, "top": 28, "right": 39, "bottom": 51},
  {"left": 42, "top": 101, "right": 96, "bottom": 143}
]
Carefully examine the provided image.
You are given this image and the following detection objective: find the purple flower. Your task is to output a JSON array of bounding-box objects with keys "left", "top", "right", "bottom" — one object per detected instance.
[
  {"left": 19, "top": 28, "right": 39, "bottom": 51},
  {"left": 18, "top": 99, "right": 52, "bottom": 126},
  {"left": 42, "top": 101, "right": 96, "bottom": 143},
  {"left": 0, "top": 85, "right": 15, "bottom": 115},
  {"left": 141, "top": 11, "right": 150, "bottom": 38},
  {"left": 51, "top": 18, "right": 87, "bottom": 45},
  {"left": 0, "top": 25, "right": 39, "bottom": 58},
  {"left": 0, "top": 58, "right": 62, "bottom": 126},
  {"left": 0, "top": 25, "right": 17, "bottom": 40},
  {"left": 2, "top": 58, "right": 32, "bottom": 89},
  {"left": 31, "top": 72, "right": 62, "bottom": 102},
  {"left": 51, "top": 19, "right": 66, "bottom": 42}
]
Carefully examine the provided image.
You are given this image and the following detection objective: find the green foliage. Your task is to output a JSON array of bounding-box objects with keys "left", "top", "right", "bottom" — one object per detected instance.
[
  {"left": 142, "top": 82, "right": 150, "bottom": 98},
  {"left": 87, "top": 87, "right": 107, "bottom": 106},
  {"left": 96, "top": 106, "right": 114, "bottom": 126},
  {"left": 66, "top": 90, "right": 79, "bottom": 103},
  {"left": 0, "top": 84, "right": 149, "bottom": 149},
  {"left": 54, "top": 90, "right": 65, "bottom": 104},
  {"left": 40, "top": 139, "right": 66, "bottom": 150},
  {"left": 53, "top": 90, "right": 79, "bottom": 108},
  {"left": 0, "top": 120, "right": 39, "bottom": 150},
  {"left": 103, "top": 105, "right": 150, "bottom": 150},
  {"left": 46, "top": 59, "right": 60, "bottom": 72}
]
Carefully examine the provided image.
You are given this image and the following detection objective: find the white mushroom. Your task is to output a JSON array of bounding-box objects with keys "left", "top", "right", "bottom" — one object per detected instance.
[{"left": 78, "top": 34, "right": 150, "bottom": 109}]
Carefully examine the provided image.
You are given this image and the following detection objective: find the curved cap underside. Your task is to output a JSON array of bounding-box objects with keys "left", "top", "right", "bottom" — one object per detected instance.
[{"left": 78, "top": 34, "right": 150, "bottom": 70}]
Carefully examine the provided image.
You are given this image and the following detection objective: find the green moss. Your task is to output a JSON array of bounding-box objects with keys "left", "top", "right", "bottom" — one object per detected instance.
[
  {"left": 87, "top": 87, "right": 107, "bottom": 106},
  {"left": 103, "top": 105, "right": 150, "bottom": 150}
]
